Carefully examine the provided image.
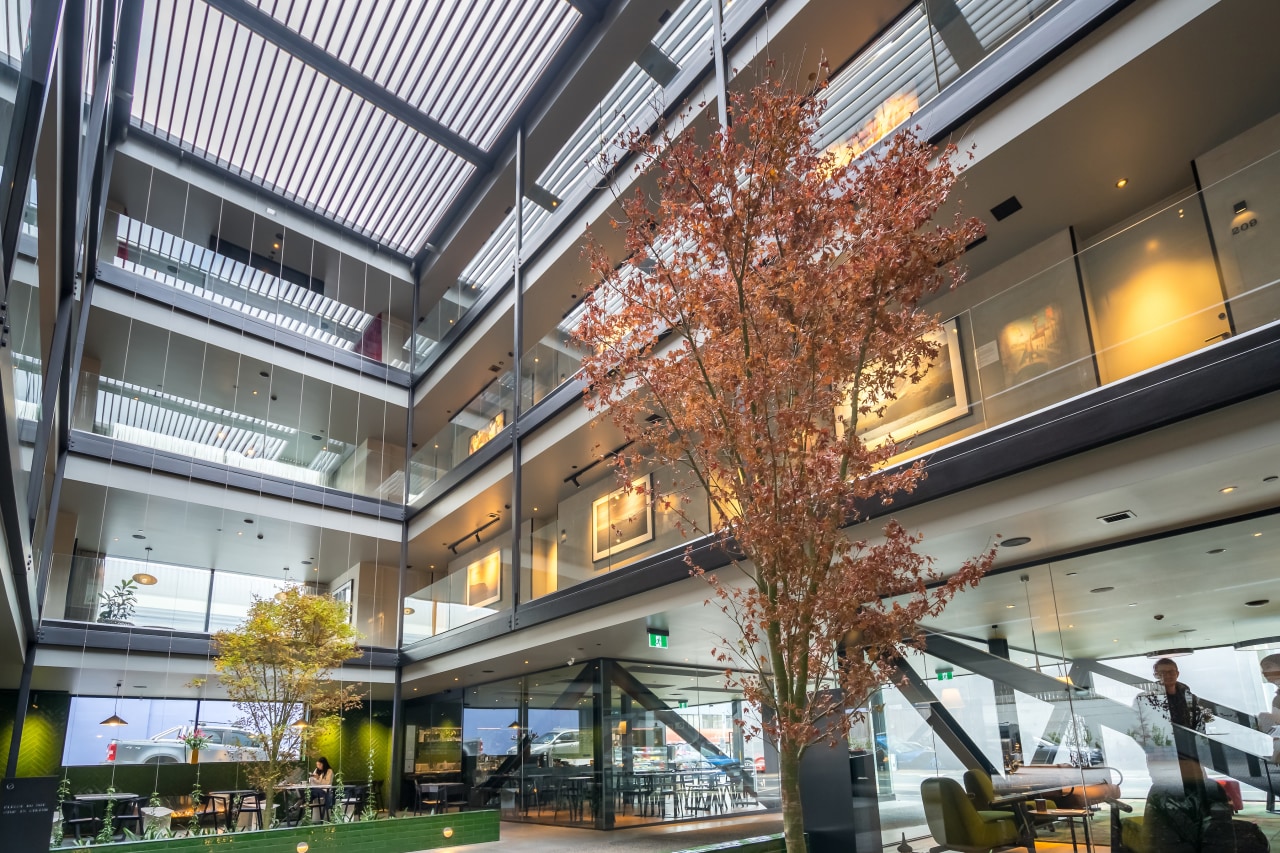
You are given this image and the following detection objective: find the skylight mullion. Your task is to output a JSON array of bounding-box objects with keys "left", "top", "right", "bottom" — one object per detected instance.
[
  {"left": 461, "top": 3, "right": 557, "bottom": 143},
  {"left": 346, "top": 0, "right": 392, "bottom": 76},
  {"left": 388, "top": 0, "right": 444, "bottom": 97},
  {"left": 222, "top": 23, "right": 272, "bottom": 172},
  {"left": 208, "top": 22, "right": 254, "bottom": 166},
  {"left": 301, "top": 81, "right": 361, "bottom": 208},
  {"left": 344, "top": 120, "right": 417, "bottom": 231},
  {"left": 379, "top": 146, "right": 443, "bottom": 252},
  {"left": 188, "top": 12, "right": 232, "bottom": 156},
  {"left": 368, "top": 138, "right": 443, "bottom": 243},
  {"left": 375, "top": 137, "right": 442, "bottom": 240},
  {"left": 327, "top": 112, "right": 397, "bottom": 227},
  {"left": 284, "top": 82, "right": 338, "bottom": 198},
  {"left": 407, "top": 3, "right": 466, "bottom": 111},
  {"left": 175, "top": 1, "right": 210, "bottom": 145},
  {"left": 421, "top": 4, "right": 486, "bottom": 129},
  {"left": 261, "top": 56, "right": 310, "bottom": 182},
  {"left": 277, "top": 65, "right": 328, "bottom": 197},
  {"left": 135, "top": 0, "right": 164, "bottom": 133},
  {"left": 242, "top": 40, "right": 292, "bottom": 182},
  {"left": 311, "top": 98, "right": 379, "bottom": 218},
  {"left": 438, "top": 2, "right": 517, "bottom": 136},
  {"left": 152, "top": 0, "right": 186, "bottom": 143}
]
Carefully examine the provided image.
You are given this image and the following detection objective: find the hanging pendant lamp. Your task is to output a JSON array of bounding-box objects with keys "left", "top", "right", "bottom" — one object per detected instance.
[{"left": 100, "top": 680, "right": 129, "bottom": 726}]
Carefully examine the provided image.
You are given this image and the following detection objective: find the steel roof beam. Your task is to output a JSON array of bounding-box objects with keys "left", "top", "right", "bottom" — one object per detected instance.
[{"left": 202, "top": 0, "right": 492, "bottom": 168}]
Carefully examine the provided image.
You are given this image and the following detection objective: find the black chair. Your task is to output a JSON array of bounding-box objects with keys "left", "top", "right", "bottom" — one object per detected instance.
[
  {"left": 236, "top": 792, "right": 267, "bottom": 830},
  {"left": 60, "top": 800, "right": 101, "bottom": 842},
  {"left": 417, "top": 782, "right": 445, "bottom": 814},
  {"left": 339, "top": 783, "right": 369, "bottom": 819},
  {"left": 112, "top": 796, "right": 144, "bottom": 837}
]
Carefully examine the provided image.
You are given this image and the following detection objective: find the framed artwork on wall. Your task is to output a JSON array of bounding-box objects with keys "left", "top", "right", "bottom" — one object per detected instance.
[
  {"left": 468, "top": 411, "right": 505, "bottom": 455},
  {"left": 855, "top": 316, "right": 970, "bottom": 445},
  {"left": 465, "top": 551, "right": 502, "bottom": 608},
  {"left": 591, "top": 473, "right": 655, "bottom": 563},
  {"left": 331, "top": 580, "right": 354, "bottom": 625},
  {"left": 997, "top": 302, "right": 1067, "bottom": 385}
]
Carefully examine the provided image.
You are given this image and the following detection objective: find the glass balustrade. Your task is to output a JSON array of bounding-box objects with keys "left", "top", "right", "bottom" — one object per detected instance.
[
  {"left": 44, "top": 552, "right": 308, "bottom": 634},
  {"left": 104, "top": 212, "right": 413, "bottom": 371},
  {"left": 71, "top": 368, "right": 409, "bottom": 503}
]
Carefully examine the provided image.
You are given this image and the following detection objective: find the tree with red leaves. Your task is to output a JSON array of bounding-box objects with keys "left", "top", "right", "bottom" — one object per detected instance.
[{"left": 574, "top": 76, "right": 994, "bottom": 853}]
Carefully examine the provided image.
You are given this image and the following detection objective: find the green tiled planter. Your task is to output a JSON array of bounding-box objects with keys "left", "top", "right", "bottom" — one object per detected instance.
[
  {"left": 673, "top": 833, "right": 785, "bottom": 853},
  {"left": 75, "top": 811, "right": 499, "bottom": 853}
]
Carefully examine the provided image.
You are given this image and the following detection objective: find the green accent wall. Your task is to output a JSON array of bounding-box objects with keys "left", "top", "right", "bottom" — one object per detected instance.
[
  {"left": 0, "top": 689, "right": 70, "bottom": 777},
  {"left": 73, "top": 810, "right": 498, "bottom": 852},
  {"left": 309, "top": 701, "right": 393, "bottom": 790}
]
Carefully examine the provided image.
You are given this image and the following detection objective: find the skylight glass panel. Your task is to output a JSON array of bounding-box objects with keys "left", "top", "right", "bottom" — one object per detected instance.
[
  {"left": 654, "top": 0, "right": 713, "bottom": 69},
  {"left": 132, "top": 0, "right": 477, "bottom": 255},
  {"left": 250, "top": 0, "right": 581, "bottom": 150}
]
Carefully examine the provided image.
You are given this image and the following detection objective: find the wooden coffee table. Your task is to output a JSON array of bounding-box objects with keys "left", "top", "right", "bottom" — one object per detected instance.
[{"left": 1037, "top": 807, "right": 1094, "bottom": 852}]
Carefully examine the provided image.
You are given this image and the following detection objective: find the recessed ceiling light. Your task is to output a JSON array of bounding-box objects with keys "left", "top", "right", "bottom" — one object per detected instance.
[
  {"left": 1207, "top": 548, "right": 1226, "bottom": 555},
  {"left": 1005, "top": 604, "right": 1016, "bottom": 609},
  {"left": 1128, "top": 602, "right": 1138, "bottom": 607},
  {"left": 132, "top": 534, "right": 146, "bottom": 540},
  {"left": 1220, "top": 486, "right": 1238, "bottom": 494},
  {"left": 403, "top": 607, "right": 415, "bottom": 615},
  {"left": 1253, "top": 532, "right": 1263, "bottom": 538},
  {"left": 244, "top": 518, "right": 254, "bottom": 524},
  {"left": 1115, "top": 178, "right": 1128, "bottom": 188},
  {"left": 1090, "top": 586, "right": 1114, "bottom": 593},
  {"left": 1064, "top": 571, "right": 1078, "bottom": 576},
  {"left": 1067, "top": 624, "right": 1074, "bottom": 628},
  {"left": 259, "top": 371, "right": 269, "bottom": 378},
  {"left": 1001, "top": 536, "right": 1032, "bottom": 548},
  {"left": 1245, "top": 599, "right": 1270, "bottom": 607}
]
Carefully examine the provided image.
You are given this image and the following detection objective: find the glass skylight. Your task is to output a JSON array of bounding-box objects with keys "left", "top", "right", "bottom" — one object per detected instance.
[
  {"left": 129, "top": 0, "right": 583, "bottom": 256},
  {"left": 249, "top": 0, "right": 580, "bottom": 150}
]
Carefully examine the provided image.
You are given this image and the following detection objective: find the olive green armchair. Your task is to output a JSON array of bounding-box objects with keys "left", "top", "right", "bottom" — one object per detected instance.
[{"left": 921, "top": 777, "right": 1032, "bottom": 852}]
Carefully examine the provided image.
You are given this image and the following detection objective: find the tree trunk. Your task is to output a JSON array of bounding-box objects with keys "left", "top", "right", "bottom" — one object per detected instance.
[{"left": 779, "top": 744, "right": 807, "bottom": 853}]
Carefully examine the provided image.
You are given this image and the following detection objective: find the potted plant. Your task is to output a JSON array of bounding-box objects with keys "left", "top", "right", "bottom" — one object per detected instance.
[
  {"left": 180, "top": 728, "right": 212, "bottom": 764},
  {"left": 97, "top": 578, "right": 139, "bottom": 625}
]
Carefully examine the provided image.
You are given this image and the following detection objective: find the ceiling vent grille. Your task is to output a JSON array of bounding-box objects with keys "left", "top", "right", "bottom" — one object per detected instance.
[{"left": 1097, "top": 510, "right": 1136, "bottom": 524}]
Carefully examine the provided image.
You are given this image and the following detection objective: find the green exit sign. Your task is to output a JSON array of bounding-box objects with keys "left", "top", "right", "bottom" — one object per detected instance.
[
  {"left": 936, "top": 669, "right": 954, "bottom": 681},
  {"left": 678, "top": 700, "right": 689, "bottom": 709},
  {"left": 648, "top": 631, "right": 669, "bottom": 649}
]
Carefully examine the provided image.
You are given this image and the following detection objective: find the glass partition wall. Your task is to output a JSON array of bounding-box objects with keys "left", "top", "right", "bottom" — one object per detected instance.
[
  {"left": 406, "top": 659, "right": 764, "bottom": 829},
  {"left": 872, "top": 513, "right": 1280, "bottom": 850}
]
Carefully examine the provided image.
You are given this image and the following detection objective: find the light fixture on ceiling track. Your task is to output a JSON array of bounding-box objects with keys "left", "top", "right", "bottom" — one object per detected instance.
[{"left": 100, "top": 680, "right": 129, "bottom": 726}]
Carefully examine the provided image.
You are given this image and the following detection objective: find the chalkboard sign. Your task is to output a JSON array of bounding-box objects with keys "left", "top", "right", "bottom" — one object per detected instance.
[{"left": 0, "top": 776, "right": 59, "bottom": 850}]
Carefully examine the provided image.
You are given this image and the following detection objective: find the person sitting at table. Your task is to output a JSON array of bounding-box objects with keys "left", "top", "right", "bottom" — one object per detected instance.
[{"left": 309, "top": 757, "right": 335, "bottom": 812}]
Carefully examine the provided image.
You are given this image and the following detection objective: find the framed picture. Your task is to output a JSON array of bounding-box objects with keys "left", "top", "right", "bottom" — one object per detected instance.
[
  {"left": 465, "top": 551, "right": 502, "bottom": 608},
  {"left": 468, "top": 411, "right": 505, "bottom": 455},
  {"left": 591, "top": 473, "right": 655, "bottom": 562},
  {"left": 331, "top": 580, "right": 354, "bottom": 624},
  {"left": 856, "top": 317, "right": 970, "bottom": 445},
  {"left": 997, "top": 302, "right": 1066, "bottom": 386}
]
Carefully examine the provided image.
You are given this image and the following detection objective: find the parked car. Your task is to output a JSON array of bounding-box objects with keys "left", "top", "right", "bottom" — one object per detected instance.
[
  {"left": 506, "top": 728, "right": 589, "bottom": 760},
  {"left": 106, "top": 725, "right": 266, "bottom": 764}
]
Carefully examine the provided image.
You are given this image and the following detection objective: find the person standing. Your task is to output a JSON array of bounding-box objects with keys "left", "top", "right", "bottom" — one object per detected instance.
[{"left": 1133, "top": 658, "right": 1218, "bottom": 852}]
